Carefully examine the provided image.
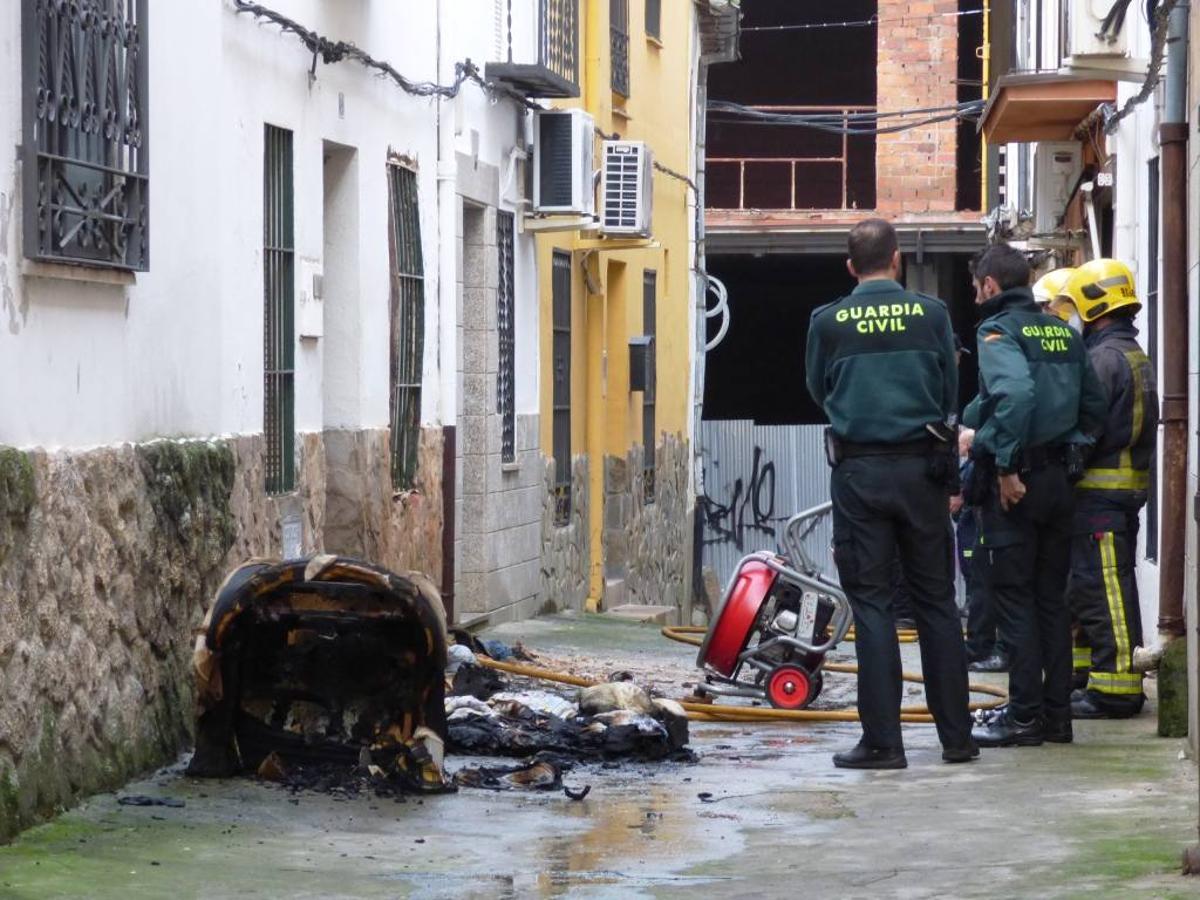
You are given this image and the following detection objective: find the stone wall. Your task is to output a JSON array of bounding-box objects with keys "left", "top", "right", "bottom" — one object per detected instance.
[
  {"left": 540, "top": 455, "right": 590, "bottom": 613},
  {"left": 0, "top": 426, "right": 446, "bottom": 841},
  {"left": 602, "top": 434, "right": 691, "bottom": 620},
  {"left": 323, "top": 426, "right": 443, "bottom": 580}
]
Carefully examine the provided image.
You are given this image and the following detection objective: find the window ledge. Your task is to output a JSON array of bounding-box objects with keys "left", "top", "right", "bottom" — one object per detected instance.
[
  {"left": 501, "top": 461, "right": 521, "bottom": 474},
  {"left": 613, "top": 105, "right": 632, "bottom": 121},
  {"left": 646, "top": 36, "right": 663, "bottom": 49},
  {"left": 22, "top": 259, "right": 136, "bottom": 286}
]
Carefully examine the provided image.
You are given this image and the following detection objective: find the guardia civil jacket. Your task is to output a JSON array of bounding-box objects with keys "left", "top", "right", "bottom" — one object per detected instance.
[
  {"left": 964, "top": 287, "right": 1108, "bottom": 470},
  {"left": 1077, "top": 318, "right": 1157, "bottom": 502},
  {"left": 805, "top": 279, "right": 957, "bottom": 443}
]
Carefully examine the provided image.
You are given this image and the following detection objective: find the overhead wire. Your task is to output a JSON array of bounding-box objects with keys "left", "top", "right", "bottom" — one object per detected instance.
[
  {"left": 707, "top": 99, "right": 985, "bottom": 136},
  {"left": 741, "top": 8, "right": 984, "bottom": 33}
]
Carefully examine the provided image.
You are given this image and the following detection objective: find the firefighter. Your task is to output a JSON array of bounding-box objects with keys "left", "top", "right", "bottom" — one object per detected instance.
[
  {"left": 1032, "top": 267, "right": 1077, "bottom": 313},
  {"left": 965, "top": 244, "right": 1107, "bottom": 748},
  {"left": 806, "top": 218, "right": 975, "bottom": 769},
  {"left": 1059, "top": 259, "right": 1157, "bottom": 718}
]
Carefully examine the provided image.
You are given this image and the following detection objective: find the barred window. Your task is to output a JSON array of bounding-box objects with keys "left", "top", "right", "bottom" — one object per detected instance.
[
  {"left": 22, "top": 0, "right": 149, "bottom": 270},
  {"left": 645, "top": 0, "right": 661, "bottom": 41},
  {"left": 388, "top": 164, "right": 425, "bottom": 491},
  {"left": 497, "top": 212, "right": 516, "bottom": 464},
  {"left": 610, "top": 0, "right": 630, "bottom": 97},
  {"left": 552, "top": 250, "right": 573, "bottom": 525},
  {"left": 264, "top": 125, "right": 295, "bottom": 495},
  {"left": 642, "top": 270, "right": 657, "bottom": 504}
]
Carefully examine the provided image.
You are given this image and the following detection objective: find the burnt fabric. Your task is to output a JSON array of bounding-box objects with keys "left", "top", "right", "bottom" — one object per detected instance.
[
  {"left": 830, "top": 454, "right": 972, "bottom": 753},
  {"left": 446, "top": 708, "right": 691, "bottom": 762},
  {"left": 981, "top": 464, "right": 1075, "bottom": 723}
]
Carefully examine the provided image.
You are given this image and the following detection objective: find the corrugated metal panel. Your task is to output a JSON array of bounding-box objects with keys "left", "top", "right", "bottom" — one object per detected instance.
[{"left": 698, "top": 420, "right": 833, "bottom": 587}]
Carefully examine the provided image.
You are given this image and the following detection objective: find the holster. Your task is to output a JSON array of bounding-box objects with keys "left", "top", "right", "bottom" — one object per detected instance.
[
  {"left": 1064, "top": 443, "right": 1086, "bottom": 484},
  {"left": 925, "top": 422, "right": 960, "bottom": 493},
  {"left": 824, "top": 427, "right": 843, "bottom": 468},
  {"left": 964, "top": 450, "right": 996, "bottom": 506}
]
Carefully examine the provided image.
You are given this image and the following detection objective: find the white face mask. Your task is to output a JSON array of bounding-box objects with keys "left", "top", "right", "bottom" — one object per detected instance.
[{"left": 1067, "top": 313, "right": 1084, "bottom": 333}]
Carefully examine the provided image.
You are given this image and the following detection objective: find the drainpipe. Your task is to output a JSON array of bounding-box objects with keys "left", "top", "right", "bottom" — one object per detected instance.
[
  {"left": 1158, "top": 1, "right": 1188, "bottom": 642},
  {"left": 436, "top": 0, "right": 459, "bottom": 623}
]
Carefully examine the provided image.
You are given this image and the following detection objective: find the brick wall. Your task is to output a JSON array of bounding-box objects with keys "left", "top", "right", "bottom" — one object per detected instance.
[{"left": 876, "top": 0, "right": 959, "bottom": 214}]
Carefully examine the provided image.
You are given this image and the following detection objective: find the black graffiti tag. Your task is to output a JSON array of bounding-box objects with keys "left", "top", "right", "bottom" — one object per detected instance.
[{"left": 700, "top": 445, "right": 778, "bottom": 551}]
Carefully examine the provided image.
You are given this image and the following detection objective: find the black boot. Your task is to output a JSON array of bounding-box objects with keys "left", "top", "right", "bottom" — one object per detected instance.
[
  {"left": 832, "top": 743, "right": 907, "bottom": 769},
  {"left": 1042, "top": 714, "right": 1074, "bottom": 744},
  {"left": 972, "top": 707, "right": 1044, "bottom": 747},
  {"left": 968, "top": 653, "right": 1009, "bottom": 673},
  {"left": 942, "top": 741, "right": 980, "bottom": 763},
  {"left": 1071, "top": 691, "right": 1143, "bottom": 720}
]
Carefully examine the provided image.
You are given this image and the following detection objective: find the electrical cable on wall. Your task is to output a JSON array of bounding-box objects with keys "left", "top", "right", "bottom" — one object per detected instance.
[
  {"left": 232, "top": 0, "right": 540, "bottom": 111},
  {"left": 1102, "top": 0, "right": 1179, "bottom": 134}
]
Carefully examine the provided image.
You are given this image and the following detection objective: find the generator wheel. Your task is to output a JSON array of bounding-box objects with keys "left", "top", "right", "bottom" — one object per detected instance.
[{"left": 766, "top": 665, "right": 814, "bottom": 710}]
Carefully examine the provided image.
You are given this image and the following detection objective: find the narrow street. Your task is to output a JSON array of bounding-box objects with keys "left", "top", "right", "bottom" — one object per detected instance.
[{"left": 1, "top": 615, "right": 1193, "bottom": 899}]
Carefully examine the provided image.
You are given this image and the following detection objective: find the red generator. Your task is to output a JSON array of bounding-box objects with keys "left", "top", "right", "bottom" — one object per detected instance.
[{"left": 695, "top": 502, "right": 852, "bottom": 709}]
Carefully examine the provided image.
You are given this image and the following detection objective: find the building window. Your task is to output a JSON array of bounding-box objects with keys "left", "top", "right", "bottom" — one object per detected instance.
[
  {"left": 645, "top": 0, "right": 661, "bottom": 41},
  {"left": 610, "top": 0, "right": 630, "bottom": 97},
  {"left": 22, "top": 0, "right": 149, "bottom": 271},
  {"left": 388, "top": 164, "right": 426, "bottom": 491},
  {"left": 264, "top": 125, "right": 295, "bottom": 495},
  {"left": 552, "top": 250, "right": 573, "bottom": 525},
  {"left": 1146, "top": 155, "right": 1160, "bottom": 562},
  {"left": 642, "top": 270, "right": 657, "bottom": 504},
  {"left": 497, "top": 212, "right": 517, "bottom": 464}
]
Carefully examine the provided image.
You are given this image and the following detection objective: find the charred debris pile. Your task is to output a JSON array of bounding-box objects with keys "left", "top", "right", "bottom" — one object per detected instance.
[{"left": 185, "top": 556, "right": 689, "bottom": 799}]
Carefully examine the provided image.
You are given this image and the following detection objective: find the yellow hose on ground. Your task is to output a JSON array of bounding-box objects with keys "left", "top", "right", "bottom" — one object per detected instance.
[{"left": 474, "top": 626, "right": 1006, "bottom": 726}]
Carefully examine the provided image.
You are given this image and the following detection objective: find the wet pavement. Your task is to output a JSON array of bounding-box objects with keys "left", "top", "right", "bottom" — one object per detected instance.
[{"left": 1, "top": 613, "right": 1196, "bottom": 898}]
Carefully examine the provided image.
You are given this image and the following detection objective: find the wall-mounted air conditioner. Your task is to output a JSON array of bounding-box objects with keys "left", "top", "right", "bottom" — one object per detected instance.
[
  {"left": 1033, "top": 141, "right": 1083, "bottom": 233},
  {"left": 1064, "top": 0, "right": 1130, "bottom": 60},
  {"left": 533, "top": 109, "right": 595, "bottom": 216},
  {"left": 600, "top": 140, "right": 653, "bottom": 237}
]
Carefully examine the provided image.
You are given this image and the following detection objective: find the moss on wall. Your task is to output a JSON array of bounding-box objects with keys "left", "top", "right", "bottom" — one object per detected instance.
[
  {"left": 136, "top": 440, "right": 237, "bottom": 563},
  {"left": 0, "top": 447, "right": 35, "bottom": 567}
]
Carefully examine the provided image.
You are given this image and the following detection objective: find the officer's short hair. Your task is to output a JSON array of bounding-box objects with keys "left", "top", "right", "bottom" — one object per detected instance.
[
  {"left": 848, "top": 218, "right": 899, "bottom": 275},
  {"left": 973, "top": 243, "right": 1031, "bottom": 291}
]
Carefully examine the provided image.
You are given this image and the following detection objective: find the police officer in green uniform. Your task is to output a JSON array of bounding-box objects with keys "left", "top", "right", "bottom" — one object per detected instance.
[
  {"left": 965, "top": 245, "right": 1107, "bottom": 747},
  {"left": 806, "top": 218, "right": 975, "bottom": 769}
]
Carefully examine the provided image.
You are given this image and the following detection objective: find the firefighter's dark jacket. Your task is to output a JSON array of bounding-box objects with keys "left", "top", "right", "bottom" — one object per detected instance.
[
  {"left": 805, "top": 279, "right": 957, "bottom": 443},
  {"left": 963, "top": 287, "right": 1107, "bottom": 470},
  {"left": 1077, "top": 317, "right": 1157, "bottom": 501}
]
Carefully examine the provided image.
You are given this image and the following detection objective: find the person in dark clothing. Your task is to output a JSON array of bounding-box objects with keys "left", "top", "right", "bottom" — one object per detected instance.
[
  {"left": 805, "top": 218, "right": 975, "bottom": 770},
  {"left": 965, "top": 244, "right": 1107, "bottom": 748},
  {"left": 1058, "top": 259, "right": 1158, "bottom": 718},
  {"left": 958, "top": 454, "right": 1007, "bottom": 671}
]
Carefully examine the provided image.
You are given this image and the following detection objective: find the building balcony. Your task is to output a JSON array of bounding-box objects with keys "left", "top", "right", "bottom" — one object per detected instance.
[
  {"left": 486, "top": 0, "right": 580, "bottom": 99},
  {"left": 705, "top": 106, "right": 877, "bottom": 213},
  {"left": 979, "top": 70, "right": 1117, "bottom": 144}
]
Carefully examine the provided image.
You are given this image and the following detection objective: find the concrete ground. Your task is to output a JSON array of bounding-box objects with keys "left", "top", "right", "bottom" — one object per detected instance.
[{"left": 1, "top": 613, "right": 1197, "bottom": 899}]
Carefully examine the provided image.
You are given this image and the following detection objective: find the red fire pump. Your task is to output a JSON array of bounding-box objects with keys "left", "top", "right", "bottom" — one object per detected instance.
[{"left": 694, "top": 502, "right": 852, "bottom": 709}]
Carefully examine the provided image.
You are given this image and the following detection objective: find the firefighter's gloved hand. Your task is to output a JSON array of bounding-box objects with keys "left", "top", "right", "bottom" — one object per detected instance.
[{"left": 997, "top": 473, "right": 1026, "bottom": 511}]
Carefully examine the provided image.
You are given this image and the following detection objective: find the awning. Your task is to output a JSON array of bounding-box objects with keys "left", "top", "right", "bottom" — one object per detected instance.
[{"left": 979, "top": 72, "right": 1117, "bottom": 143}]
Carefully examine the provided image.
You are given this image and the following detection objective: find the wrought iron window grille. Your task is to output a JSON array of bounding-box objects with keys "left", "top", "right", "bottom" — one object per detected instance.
[
  {"left": 497, "top": 212, "right": 517, "bottom": 465},
  {"left": 388, "top": 163, "right": 426, "bottom": 492},
  {"left": 264, "top": 125, "right": 295, "bottom": 495},
  {"left": 610, "top": 0, "right": 630, "bottom": 97},
  {"left": 551, "top": 250, "right": 573, "bottom": 526},
  {"left": 22, "top": 0, "right": 150, "bottom": 271}
]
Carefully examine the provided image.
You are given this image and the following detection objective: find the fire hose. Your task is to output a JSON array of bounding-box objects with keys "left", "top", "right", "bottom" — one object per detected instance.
[{"left": 474, "top": 626, "right": 1007, "bottom": 726}]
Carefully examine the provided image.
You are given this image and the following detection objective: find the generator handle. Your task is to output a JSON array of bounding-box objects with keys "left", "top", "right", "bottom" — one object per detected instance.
[{"left": 780, "top": 501, "right": 833, "bottom": 577}]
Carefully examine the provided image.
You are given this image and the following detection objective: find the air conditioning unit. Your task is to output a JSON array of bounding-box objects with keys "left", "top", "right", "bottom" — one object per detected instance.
[
  {"left": 533, "top": 109, "right": 595, "bottom": 216},
  {"left": 1033, "top": 142, "right": 1083, "bottom": 234},
  {"left": 601, "top": 141, "right": 653, "bottom": 237},
  {"left": 1064, "top": 0, "right": 1130, "bottom": 59}
]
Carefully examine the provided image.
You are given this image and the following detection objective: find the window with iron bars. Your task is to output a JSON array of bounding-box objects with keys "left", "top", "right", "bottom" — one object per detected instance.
[
  {"left": 264, "top": 125, "right": 295, "bottom": 495},
  {"left": 497, "top": 211, "right": 517, "bottom": 464},
  {"left": 645, "top": 0, "right": 661, "bottom": 41},
  {"left": 552, "top": 250, "right": 573, "bottom": 525},
  {"left": 610, "top": 0, "right": 630, "bottom": 97},
  {"left": 388, "top": 163, "right": 426, "bottom": 491},
  {"left": 21, "top": 0, "right": 149, "bottom": 271},
  {"left": 642, "top": 270, "right": 657, "bottom": 504}
]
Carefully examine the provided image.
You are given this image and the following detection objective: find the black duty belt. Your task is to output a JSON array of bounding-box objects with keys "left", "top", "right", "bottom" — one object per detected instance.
[
  {"left": 841, "top": 437, "right": 936, "bottom": 459},
  {"left": 1019, "top": 444, "right": 1069, "bottom": 469}
]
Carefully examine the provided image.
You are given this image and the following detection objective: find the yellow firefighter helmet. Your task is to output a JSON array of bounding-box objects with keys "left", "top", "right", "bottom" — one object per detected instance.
[
  {"left": 1063, "top": 258, "right": 1140, "bottom": 323},
  {"left": 1032, "top": 268, "right": 1077, "bottom": 321}
]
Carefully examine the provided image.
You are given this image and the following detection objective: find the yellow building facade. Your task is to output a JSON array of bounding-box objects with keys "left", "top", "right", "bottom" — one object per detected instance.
[{"left": 536, "top": 0, "right": 698, "bottom": 617}]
